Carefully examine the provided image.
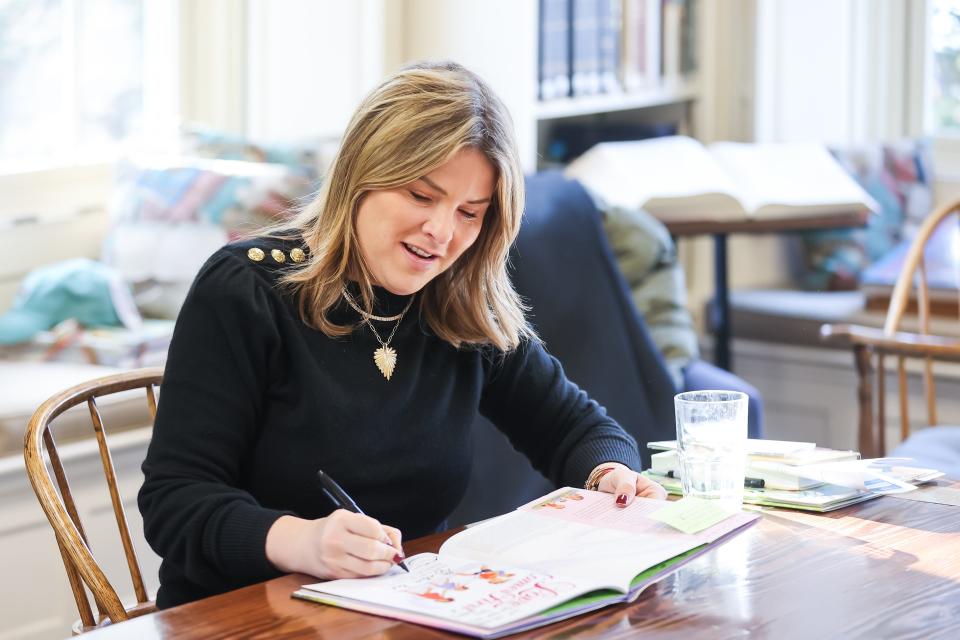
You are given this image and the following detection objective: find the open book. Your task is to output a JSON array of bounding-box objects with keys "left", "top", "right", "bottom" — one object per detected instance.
[
  {"left": 293, "top": 487, "right": 758, "bottom": 638},
  {"left": 565, "top": 135, "right": 878, "bottom": 223}
]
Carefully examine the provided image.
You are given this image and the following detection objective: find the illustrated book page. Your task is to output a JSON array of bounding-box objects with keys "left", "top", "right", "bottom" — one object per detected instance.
[{"left": 295, "top": 487, "right": 759, "bottom": 638}]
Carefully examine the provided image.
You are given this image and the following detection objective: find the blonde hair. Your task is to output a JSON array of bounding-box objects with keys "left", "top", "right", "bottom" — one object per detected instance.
[{"left": 271, "top": 60, "right": 534, "bottom": 351}]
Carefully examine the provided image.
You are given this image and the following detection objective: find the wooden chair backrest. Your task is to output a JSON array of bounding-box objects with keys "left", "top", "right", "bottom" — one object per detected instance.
[
  {"left": 877, "top": 200, "right": 960, "bottom": 450},
  {"left": 23, "top": 367, "right": 163, "bottom": 633}
]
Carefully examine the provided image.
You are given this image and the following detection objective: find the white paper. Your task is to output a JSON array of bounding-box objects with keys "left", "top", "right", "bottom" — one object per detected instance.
[
  {"left": 648, "top": 438, "right": 814, "bottom": 456},
  {"left": 794, "top": 458, "right": 921, "bottom": 494}
]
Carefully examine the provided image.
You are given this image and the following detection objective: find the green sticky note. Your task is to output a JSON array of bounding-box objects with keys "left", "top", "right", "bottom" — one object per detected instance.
[{"left": 648, "top": 497, "right": 736, "bottom": 534}]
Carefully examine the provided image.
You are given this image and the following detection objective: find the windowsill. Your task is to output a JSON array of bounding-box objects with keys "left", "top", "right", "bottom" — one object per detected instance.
[
  {"left": 0, "top": 155, "right": 117, "bottom": 177},
  {"left": 0, "top": 163, "right": 114, "bottom": 219}
]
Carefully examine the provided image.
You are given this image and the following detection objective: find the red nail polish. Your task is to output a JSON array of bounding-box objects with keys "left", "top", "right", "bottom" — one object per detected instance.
[
  {"left": 393, "top": 553, "right": 405, "bottom": 564},
  {"left": 616, "top": 494, "right": 627, "bottom": 506}
]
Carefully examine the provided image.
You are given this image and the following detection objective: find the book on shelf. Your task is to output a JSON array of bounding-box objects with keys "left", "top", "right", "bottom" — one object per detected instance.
[
  {"left": 572, "top": 0, "right": 603, "bottom": 95},
  {"left": 620, "top": 0, "right": 661, "bottom": 90},
  {"left": 598, "top": 0, "right": 622, "bottom": 93},
  {"left": 538, "top": 0, "right": 571, "bottom": 100},
  {"left": 679, "top": 0, "right": 698, "bottom": 76},
  {"left": 293, "top": 487, "right": 758, "bottom": 639},
  {"left": 660, "top": 0, "right": 697, "bottom": 82},
  {"left": 565, "top": 135, "right": 879, "bottom": 223}
]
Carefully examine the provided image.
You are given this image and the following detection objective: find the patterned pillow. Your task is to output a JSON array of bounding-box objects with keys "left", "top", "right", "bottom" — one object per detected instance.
[
  {"left": 181, "top": 124, "right": 323, "bottom": 177},
  {"left": 799, "top": 139, "right": 933, "bottom": 291},
  {"left": 102, "top": 156, "right": 317, "bottom": 317}
]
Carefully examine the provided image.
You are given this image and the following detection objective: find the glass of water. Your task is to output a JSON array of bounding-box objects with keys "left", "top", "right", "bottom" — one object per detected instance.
[{"left": 674, "top": 390, "right": 749, "bottom": 511}]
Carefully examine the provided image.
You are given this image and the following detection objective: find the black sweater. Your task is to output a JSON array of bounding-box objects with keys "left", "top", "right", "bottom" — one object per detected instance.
[{"left": 138, "top": 236, "right": 641, "bottom": 608}]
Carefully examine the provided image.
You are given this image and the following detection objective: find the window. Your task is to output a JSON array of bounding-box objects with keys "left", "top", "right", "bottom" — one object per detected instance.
[
  {"left": 0, "top": 0, "right": 178, "bottom": 173},
  {"left": 930, "top": 0, "right": 960, "bottom": 133}
]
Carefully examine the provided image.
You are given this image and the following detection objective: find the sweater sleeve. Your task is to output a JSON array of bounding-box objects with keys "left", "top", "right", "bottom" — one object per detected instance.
[
  {"left": 138, "top": 250, "right": 290, "bottom": 590},
  {"left": 479, "top": 339, "right": 642, "bottom": 488}
]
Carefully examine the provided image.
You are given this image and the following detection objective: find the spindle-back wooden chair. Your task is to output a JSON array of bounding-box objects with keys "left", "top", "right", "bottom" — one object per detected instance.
[
  {"left": 822, "top": 201, "right": 960, "bottom": 457},
  {"left": 23, "top": 367, "right": 163, "bottom": 633}
]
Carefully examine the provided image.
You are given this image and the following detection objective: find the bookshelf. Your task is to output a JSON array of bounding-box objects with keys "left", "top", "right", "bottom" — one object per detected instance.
[
  {"left": 534, "top": 78, "right": 698, "bottom": 120},
  {"left": 532, "top": 0, "right": 700, "bottom": 168},
  {"left": 401, "top": 0, "right": 700, "bottom": 172}
]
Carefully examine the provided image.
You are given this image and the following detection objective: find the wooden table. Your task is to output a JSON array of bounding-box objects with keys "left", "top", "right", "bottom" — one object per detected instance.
[
  {"left": 666, "top": 209, "right": 870, "bottom": 371},
  {"left": 86, "top": 480, "right": 960, "bottom": 639}
]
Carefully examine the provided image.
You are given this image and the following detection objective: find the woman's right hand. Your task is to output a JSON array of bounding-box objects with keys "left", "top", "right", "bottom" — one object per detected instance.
[{"left": 266, "top": 511, "right": 404, "bottom": 579}]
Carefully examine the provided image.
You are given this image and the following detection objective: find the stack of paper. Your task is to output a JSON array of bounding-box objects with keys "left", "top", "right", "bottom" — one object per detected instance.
[
  {"left": 647, "top": 439, "right": 860, "bottom": 466},
  {"left": 644, "top": 440, "right": 945, "bottom": 512},
  {"left": 650, "top": 450, "right": 823, "bottom": 491},
  {"left": 642, "top": 472, "right": 878, "bottom": 512}
]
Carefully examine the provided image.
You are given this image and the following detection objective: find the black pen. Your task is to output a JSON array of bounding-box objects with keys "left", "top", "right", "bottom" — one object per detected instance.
[
  {"left": 665, "top": 470, "right": 766, "bottom": 489},
  {"left": 316, "top": 469, "right": 410, "bottom": 573}
]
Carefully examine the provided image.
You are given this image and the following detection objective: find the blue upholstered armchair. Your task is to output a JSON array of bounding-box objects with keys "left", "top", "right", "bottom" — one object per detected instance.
[{"left": 448, "top": 171, "right": 762, "bottom": 526}]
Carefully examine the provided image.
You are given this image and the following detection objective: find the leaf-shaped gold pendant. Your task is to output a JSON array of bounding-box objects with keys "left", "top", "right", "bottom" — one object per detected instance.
[{"left": 373, "top": 346, "right": 397, "bottom": 380}]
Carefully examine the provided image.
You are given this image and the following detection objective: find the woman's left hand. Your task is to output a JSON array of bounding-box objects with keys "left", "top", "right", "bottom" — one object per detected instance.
[{"left": 594, "top": 462, "right": 667, "bottom": 506}]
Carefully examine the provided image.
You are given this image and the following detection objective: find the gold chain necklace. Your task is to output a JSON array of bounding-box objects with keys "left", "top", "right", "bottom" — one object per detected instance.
[{"left": 341, "top": 287, "right": 414, "bottom": 380}]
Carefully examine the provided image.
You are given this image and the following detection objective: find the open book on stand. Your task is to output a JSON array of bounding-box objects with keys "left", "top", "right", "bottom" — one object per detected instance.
[
  {"left": 294, "top": 487, "right": 759, "bottom": 639},
  {"left": 565, "top": 135, "right": 878, "bottom": 223}
]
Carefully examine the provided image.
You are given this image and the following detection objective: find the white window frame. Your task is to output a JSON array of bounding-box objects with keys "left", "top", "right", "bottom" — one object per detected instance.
[
  {"left": 0, "top": 0, "right": 258, "bottom": 220},
  {"left": 910, "top": 0, "right": 960, "bottom": 181},
  {"left": 0, "top": 0, "right": 181, "bottom": 177}
]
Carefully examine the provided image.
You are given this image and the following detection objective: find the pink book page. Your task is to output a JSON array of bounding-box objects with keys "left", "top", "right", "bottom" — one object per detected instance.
[{"left": 519, "top": 487, "right": 758, "bottom": 543}]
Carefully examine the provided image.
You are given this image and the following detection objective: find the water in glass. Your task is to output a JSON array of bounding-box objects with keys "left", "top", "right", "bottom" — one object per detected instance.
[{"left": 675, "top": 391, "right": 748, "bottom": 512}]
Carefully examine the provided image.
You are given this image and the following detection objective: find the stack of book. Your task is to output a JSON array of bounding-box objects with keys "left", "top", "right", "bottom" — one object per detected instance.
[
  {"left": 642, "top": 439, "right": 944, "bottom": 512},
  {"left": 538, "top": 0, "right": 698, "bottom": 101}
]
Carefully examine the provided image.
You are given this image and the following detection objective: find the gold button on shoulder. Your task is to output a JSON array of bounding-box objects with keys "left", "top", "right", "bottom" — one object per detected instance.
[
  {"left": 289, "top": 248, "right": 306, "bottom": 263},
  {"left": 247, "top": 247, "right": 265, "bottom": 262},
  {"left": 271, "top": 249, "right": 286, "bottom": 263}
]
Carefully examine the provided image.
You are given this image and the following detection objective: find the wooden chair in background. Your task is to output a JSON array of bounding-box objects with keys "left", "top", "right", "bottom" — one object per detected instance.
[
  {"left": 23, "top": 367, "right": 163, "bottom": 634},
  {"left": 822, "top": 200, "right": 960, "bottom": 458}
]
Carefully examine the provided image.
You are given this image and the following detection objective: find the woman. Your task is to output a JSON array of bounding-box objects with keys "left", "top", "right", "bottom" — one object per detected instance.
[{"left": 139, "top": 60, "right": 665, "bottom": 609}]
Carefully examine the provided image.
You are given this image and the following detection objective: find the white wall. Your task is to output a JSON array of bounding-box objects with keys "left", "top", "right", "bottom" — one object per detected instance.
[
  {"left": 179, "top": 0, "right": 247, "bottom": 134},
  {"left": 753, "top": 0, "right": 913, "bottom": 145},
  {"left": 400, "top": 0, "right": 540, "bottom": 171},
  {"left": 246, "top": 0, "right": 388, "bottom": 142}
]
